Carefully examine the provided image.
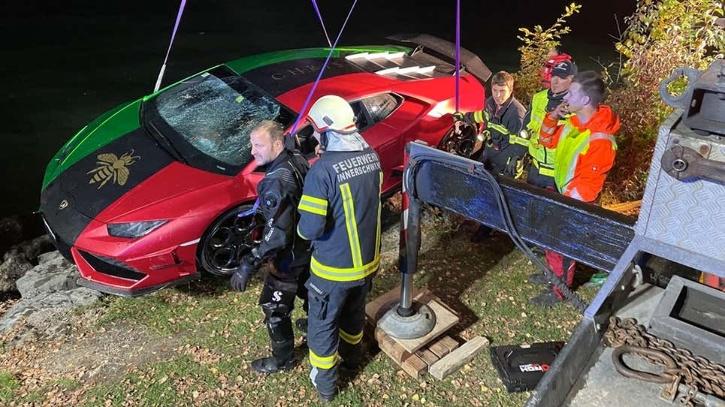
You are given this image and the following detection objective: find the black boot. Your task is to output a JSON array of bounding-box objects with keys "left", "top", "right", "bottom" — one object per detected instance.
[
  {"left": 529, "top": 290, "right": 562, "bottom": 308},
  {"left": 255, "top": 302, "right": 296, "bottom": 374},
  {"left": 251, "top": 354, "right": 296, "bottom": 374},
  {"left": 251, "top": 336, "right": 296, "bottom": 374},
  {"left": 318, "top": 390, "right": 337, "bottom": 403},
  {"left": 527, "top": 272, "right": 549, "bottom": 285},
  {"left": 339, "top": 360, "right": 360, "bottom": 377}
]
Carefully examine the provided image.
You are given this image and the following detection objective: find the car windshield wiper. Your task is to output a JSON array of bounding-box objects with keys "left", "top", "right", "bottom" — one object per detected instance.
[
  {"left": 145, "top": 119, "right": 189, "bottom": 165},
  {"left": 139, "top": 100, "right": 188, "bottom": 165}
]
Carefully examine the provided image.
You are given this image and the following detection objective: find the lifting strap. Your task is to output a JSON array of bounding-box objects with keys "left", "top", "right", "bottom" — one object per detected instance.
[
  {"left": 288, "top": 0, "right": 359, "bottom": 136},
  {"left": 154, "top": 0, "right": 188, "bottom": 92},
  {"left": 310, "top": 0, "right": 333, "bottom": 47},
  {"left": 454, "top": 0, "right": 461, "bottom": 113}
]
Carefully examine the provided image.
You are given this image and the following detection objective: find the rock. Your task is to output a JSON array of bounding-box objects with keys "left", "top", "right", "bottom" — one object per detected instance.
[
  {"left": 0, "top": 248, "right": 33, "bottom": 292},
  {"left": 0, "top": 215, "right": 46, "bottom": 256},
  {"left": 0, "top": 250, "right": 102, "bottom": 340},
  {"left": 3, "top": 247, "right": 24, "bottom": 262},
  {"left": 1, "top": 288, "right": 102, "bottom": 344},
  {"left": 16, "top": 252, "right": 77, "bottom": 299},
  {"left": 18, "top": 234, "right": 55, "bottom": 264},
  {"left": 38, "top": 250, "right": 64, "bottom": 265},
  {"left": 67, "top": 287, "right": 103, "bottom": 306},
  {"left": 0, "top": 300, "right": 35, "bottom": 333},
  {"left": 0, "top": 234, "right": 58, "bottom": 292},
  {"left": 24, "top": 289, "right": 102, "bottom": 332}
]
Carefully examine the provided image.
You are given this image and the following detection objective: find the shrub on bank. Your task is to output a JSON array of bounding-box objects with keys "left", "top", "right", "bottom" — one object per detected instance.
[{"left": 514, "top": 0, "right": 724, "bottom": 204}]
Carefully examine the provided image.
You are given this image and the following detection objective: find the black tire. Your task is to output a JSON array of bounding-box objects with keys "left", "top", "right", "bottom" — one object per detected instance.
[
  {"left": 197, "top": 204, "right": 263, "bottom": 277},
  {"left": 438, "top": 124, "right": 482, "bottom": 158}
]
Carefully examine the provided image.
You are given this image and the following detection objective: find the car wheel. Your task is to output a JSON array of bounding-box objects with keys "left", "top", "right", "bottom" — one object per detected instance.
[
  {"left": 198, "top": 204, "right": 263, "bottom": 276},
  {"left": 439, "top": 124, "right": 481, "bottom": 158}
]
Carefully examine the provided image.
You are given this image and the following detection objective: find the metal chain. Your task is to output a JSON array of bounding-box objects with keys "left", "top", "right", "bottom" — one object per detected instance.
[{"left": 604, "top": 317, "right": 725, "bottom": 405}]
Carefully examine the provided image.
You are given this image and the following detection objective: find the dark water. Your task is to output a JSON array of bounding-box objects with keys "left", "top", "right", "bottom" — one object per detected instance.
[{"left": 0, "top": 0, "right": 632, "bottom": 218}]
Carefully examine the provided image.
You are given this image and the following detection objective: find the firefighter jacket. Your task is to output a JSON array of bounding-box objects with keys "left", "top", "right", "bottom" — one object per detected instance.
[
  {"left": 539, "top": 105, "right": 620, "bottom": 202},
  {"left": 462, "top": 96, "right": 527, "bottom": 151},
  {"left": 524, "top": 89, "right": 568, "bottom": 178},
  {"left": 297, "top": 138, "right": 383, "bottom": 284},
  {"left": 255, "top": 148, "right": 311, "bottom": 269}
]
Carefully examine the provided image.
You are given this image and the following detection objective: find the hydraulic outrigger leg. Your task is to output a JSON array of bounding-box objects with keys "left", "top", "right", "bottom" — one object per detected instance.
[{"left": 378, "top": 147, "right": 436, "bottom": 339}]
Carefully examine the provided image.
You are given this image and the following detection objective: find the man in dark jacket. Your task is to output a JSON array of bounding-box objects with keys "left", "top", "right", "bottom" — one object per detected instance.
[
  {"left": 297, "top": 95, "right": 383, "bottom": 403},
  {"left": 230, "top": 120, "right": 310, "bottom": 374},
  {"left": 455, "top": 71, "right": 527, "bottom": 241},
  {"left": 456, "top": 70, "right": 527, "bottom": 177}
]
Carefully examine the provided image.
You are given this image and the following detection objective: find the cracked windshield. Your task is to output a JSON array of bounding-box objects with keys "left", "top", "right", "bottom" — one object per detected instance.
[{"left": 156, "top": 72, "right": 284, "bottom": 167}]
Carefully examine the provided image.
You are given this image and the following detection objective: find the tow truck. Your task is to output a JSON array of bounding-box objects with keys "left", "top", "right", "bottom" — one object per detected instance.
[{"left": 381, "top": 60, "right": 725, "bottom": 406}]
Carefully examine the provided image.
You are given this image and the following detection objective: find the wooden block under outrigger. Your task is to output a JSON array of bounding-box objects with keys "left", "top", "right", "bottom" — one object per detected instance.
[{"left": 367, "top": 286, "right": 486, "bottom": 380}]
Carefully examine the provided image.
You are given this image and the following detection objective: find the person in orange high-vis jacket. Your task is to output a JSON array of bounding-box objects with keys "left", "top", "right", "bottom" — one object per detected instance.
[{"left": 531, "top": 71, "right": 621, "bottom": 307}]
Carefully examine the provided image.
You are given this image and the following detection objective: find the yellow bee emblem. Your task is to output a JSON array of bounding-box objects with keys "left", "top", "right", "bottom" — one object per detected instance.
[{"left": 87, "top": 150, "right": 141, "bottom": 189}]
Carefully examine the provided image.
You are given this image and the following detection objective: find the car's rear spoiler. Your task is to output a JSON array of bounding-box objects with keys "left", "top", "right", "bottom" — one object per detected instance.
[{"left": 387, "top": 33, "right": 492, "bottom": 83}]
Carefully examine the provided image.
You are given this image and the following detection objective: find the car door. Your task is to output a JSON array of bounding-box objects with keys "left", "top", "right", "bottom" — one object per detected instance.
[{"left": 351, "top": 93, "right": 409, "bottom": 192}]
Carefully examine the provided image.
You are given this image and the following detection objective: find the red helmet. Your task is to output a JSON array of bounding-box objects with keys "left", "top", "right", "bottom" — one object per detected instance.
[{"left": 541, "top": 53, "right": 573, "bottom": 89}]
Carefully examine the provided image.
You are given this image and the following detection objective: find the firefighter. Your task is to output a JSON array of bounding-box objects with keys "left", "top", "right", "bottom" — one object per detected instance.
[
  {"left": 524, "top": 59, "right": 578, "bottom": 285},
  {"left": 540, "top": 49, "right": 573, "bottom": 89},
  {"left": 297, "top": 95, "right": 382, "bottom": 402},
  {"left": 530, "top": 71, "right": 620, "bottom": 306},
  {"left": 455, "top": 71, "right": 528, "bottom": 177},
  {"left": 523, "top": 59, "right": 577, "bottom": 190},
  {"left": 454, "top": 71, "right": 527, "bottom": 241},
  {"left": 229, "top": 120, "right": 311, "bottom": 373}
]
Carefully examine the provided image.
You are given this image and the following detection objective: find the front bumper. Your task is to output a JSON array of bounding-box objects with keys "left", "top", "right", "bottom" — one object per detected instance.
[
  {"left": 69, "top": 242, "right": 200, "bottom": 296},
  {"left": 42, "top": 213, "right": 201, "bottom": 296},
  {"left": 76, "top": 272, "right": 200, "bottom": 297}
]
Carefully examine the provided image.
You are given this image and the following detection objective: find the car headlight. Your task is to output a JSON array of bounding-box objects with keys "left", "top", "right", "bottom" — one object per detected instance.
[{"left": 107, "top": 220, "right": 167, "bottom": 238}]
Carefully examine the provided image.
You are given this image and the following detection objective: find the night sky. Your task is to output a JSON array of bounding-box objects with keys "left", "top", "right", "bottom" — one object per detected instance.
[{"left": 1, "top": 0, "right": 635, "bottom": 217}]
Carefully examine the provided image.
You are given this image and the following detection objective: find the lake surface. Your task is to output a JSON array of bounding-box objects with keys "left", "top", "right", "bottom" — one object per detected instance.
[{"left": 0, "top": 0, "right": 629, "bottom": 217}]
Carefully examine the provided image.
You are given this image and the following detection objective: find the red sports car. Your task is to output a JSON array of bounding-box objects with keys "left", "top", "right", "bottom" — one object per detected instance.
[{"left": 39, "top": 34, "right": 488, "bottom": 296}]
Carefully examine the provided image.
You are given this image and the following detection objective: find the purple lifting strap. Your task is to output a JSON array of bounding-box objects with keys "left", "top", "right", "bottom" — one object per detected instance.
[
  {"left": 288, "top": 0, "right": 359, "bottom": 137},
  {"left": 154, "top": 0, "right": 188, "bottom": 92},
  {"left": 237, "top": 198, "right": 261, "bottom": 218},
  {"left": 455, "top": 0, "right": 461, "bottom": 113},
  {"left": 311, "top": 0, "right": 332, "bottom": 47}
]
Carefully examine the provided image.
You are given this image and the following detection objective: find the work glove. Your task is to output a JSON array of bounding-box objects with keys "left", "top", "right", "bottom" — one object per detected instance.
[
  {"left": 478, "top": 129, "right": 491, "bottom": 145},
  {"left": 452, "top": 112, "right": 465, "bottom": 134},
  {"left": 230, "top": 252, "right": 261, "bottom": 292},
  {"left": 504, "top": 155, "right": 523, "bottom": 178}
]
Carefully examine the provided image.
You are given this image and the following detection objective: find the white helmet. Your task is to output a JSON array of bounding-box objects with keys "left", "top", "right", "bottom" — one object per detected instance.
[{"left": 307, "top": 95, "right": 356, "bottom": 134}]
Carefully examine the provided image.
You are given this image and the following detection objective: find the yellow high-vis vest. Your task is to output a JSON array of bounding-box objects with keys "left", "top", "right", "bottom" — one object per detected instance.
[{"left": 526, "top": 90, "right": 558, "bottom": 177}]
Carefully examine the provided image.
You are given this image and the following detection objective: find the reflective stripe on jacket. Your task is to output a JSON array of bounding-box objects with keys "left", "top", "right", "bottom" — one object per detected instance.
[
  {"left": 526, "top": 90, "right": 558, "bottom": 176},
  {"left": 464, "top": 96, "right": 527, "bottom": 150},
  {"left": 541, "top": 105, "right": 621, "bottom": 202},
  {"left": 297, "top": 147, "right": 383, "bottom": 282}
]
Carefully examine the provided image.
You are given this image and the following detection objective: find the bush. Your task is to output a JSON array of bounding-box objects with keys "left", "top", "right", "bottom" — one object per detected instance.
[
  {"left": 602, "top": 0, "right": 723, "bottom": 202},
  {"left": 514, "top": 0, "right": 723, "bottom": 204},
  {"left": 513, "top": 2, "right": 582, "bottom": 106}
]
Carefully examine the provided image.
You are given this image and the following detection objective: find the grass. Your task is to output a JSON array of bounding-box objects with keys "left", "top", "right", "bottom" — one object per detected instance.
[
  {"left": 0, "top": 371, "right": 19, "bottom": 403},
  {"left": 1, "top": 212, "right": 598, "bottom": 406},
  {"left": 83, "top": 356, "right": 221, "bottom": 406}
]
